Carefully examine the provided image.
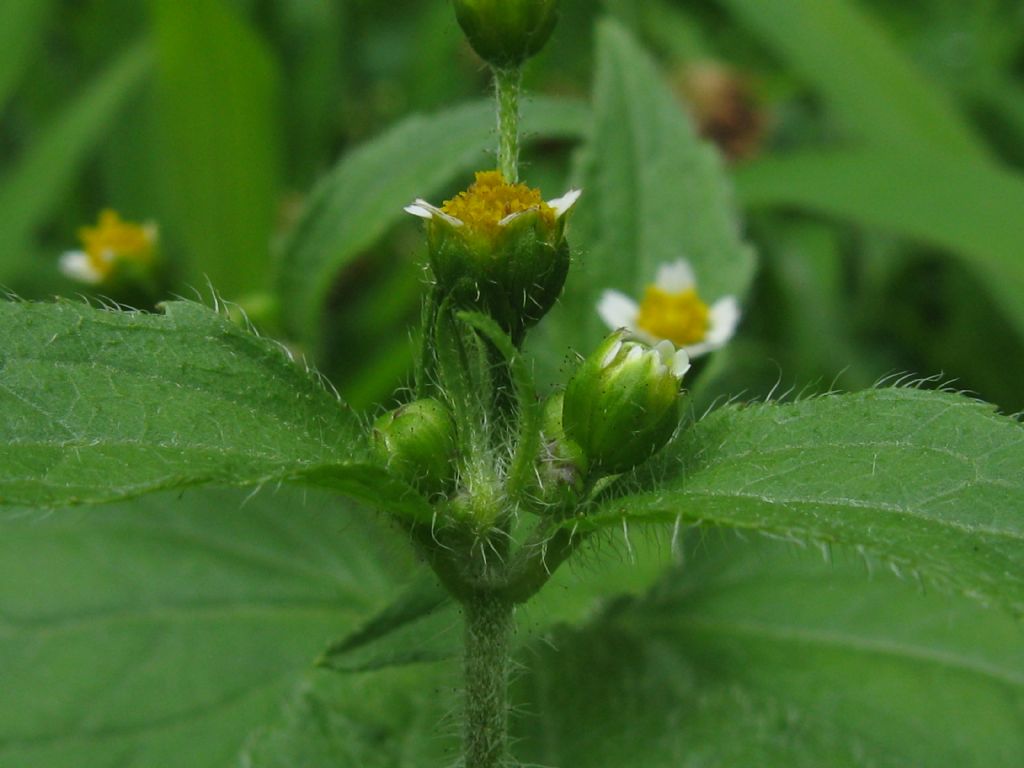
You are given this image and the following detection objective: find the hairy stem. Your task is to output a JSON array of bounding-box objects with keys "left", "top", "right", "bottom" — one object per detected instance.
[
  {"left": 463, "top": 591, "right": 515, "bottom": 768},
  {"left": 494, "top": 67, "right": 522, "bottom": 182}
]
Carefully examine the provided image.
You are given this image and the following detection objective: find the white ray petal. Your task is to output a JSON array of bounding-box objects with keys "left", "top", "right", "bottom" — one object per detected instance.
[
  {"left": 655, "top": 259, "right": 696, "bottom": 293},
  {"left": 681, "top": 340, "right": 713, "bottom": 358},
  {"left": 547, "top": 188, "right": 582, "bottom": 218},
  {"left": 682, "top": 296, "right": 740, "bottom": 358},
  {"left": 403, "top": 199, "right": 464, "bottom": 227},
  {"left": 59, "top": 251, "right": 103, "bottom": 285},
  {"left": 653, "top": 339, "right": 676, "bottom": 365},
  {"left": 672, "top": 348, "right": 692, "bottom": 379},
  {"left": 403, "top": 204, "right": 434, "bottom": 219},
  {"left": 706, "top": 295, "right": 741, "bottom": 344},
  {"left": 597, "top": 290, "right": 639, "bottom": 332},
  {"left": 601, "top": 340, "right": 623, "bottom": 368}
]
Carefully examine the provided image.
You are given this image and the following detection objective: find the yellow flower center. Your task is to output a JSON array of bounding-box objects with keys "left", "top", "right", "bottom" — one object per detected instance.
[
  {"left": 78, "top": 209, "right": 156, "bottom": 275},
  {"left": 635, "top": 285, "right": 710, "bottom": 346},
  {"left": 441, "top": 170, "right": 553, "bottom": 236}
]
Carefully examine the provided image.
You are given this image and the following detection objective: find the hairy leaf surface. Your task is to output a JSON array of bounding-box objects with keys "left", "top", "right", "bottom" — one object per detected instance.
[
  {"left": 244, "top": 536, "right": 1024, "bottom": 767},
  {"left": 514, "top": 536, "right": 1024, "bottom": 767},
  {"left": 584, "top": 389, "right": 1024, "bottom": 614},
  {"left": 0, "top": 300, "right": 423, "bottom": 516}
]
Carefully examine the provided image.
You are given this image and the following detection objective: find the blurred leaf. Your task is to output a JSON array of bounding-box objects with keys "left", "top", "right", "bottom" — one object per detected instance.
[
  {"left": 276, "top": 97, "right": 589, "bottom": 349},
  {"left": 0, "top": 42, "right": 150, "bottom": 281},
  {"left": 583, "top": 388, "right": 1024, "bottom": 615},
  {"left": 0, "top": 0, "right": 51, "bottom": 113},
  {"left": 0, "top": 299, "right": 426, "bottom": 519},
  {"left": 269, "top": 0, "right": 348, "bottom": 186},
  {"left": 0, "top": 485, "right": 420, "bottom": 768},
  {"left": 513, "top": 536, "right": 1024, "bottom": 767},
  {"left": 721, "top": 0, "right": 987, "bottom": 161},
  {"left": 736, "top": 147, "right": 1024, "bottom": 341},
  {"left": 759, "top": 218, "right": 873, "bottom": 389},
  {"left": 153, "top": 0, "right": 281, "bottom": 297},
  {"left": 543, "top": 20, "right": 756, "bottom": 367}
]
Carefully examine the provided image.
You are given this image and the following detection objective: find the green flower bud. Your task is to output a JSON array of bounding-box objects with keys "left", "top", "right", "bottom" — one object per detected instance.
[
  {"left": 453, "top": 0, "right": 559, "bottom": 69},
  {"left": 562, "top": 332, "right": 691, "bottom": 475},
  {"left": 533, "top": 392, "right": 588, "bottom": 508},
  {"left": 406, "top": 171, "right": 581, "bottom": 342},
  {"left": 372, "top": 398, "right": 457, "bottom": 498}
]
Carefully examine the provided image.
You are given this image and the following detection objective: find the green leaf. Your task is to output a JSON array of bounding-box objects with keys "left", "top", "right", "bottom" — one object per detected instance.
[
  {"left": 0, "top": 299, "right": 426, "bottom": 518},
  {"left": 721, "top": 0, "right": 987, "bottom": 161},
  {"left": 0, "top": 42, "right": 151, "bottom": 281},
  {"left": 242, "top": 534, "right": 1024, "bottom": 767},
  {"left": 736, "top": 148, "right": 1024, "bottom": 341},
  {"left": 153, "top": 0, "right": 281, "bottom": 297},
  {"left": 582, "top": 388, "right": 1024, "bottom": 615},
  {"left": 543, "top": 20, "right": 755, "bottom": 365},
  {"left": 276, "top": 97, "right": 589, "bottom": 348},
  {"left": 0, "top": 0, "right": 51, "bottom": 113},
  {"left": 513, "top": 536, "right": 1024, "bottom": 767},
  {"left": 0, "top": 485, "right": 422, "bottom": 768},
  {"left": 317, "top": 573, "right": 454, "bottom": 673},
  {"left": 242, "top": 665, "right": 456, "bottom": 768}
]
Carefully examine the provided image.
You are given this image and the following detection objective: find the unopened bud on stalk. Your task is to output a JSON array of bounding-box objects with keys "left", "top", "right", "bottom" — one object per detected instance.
[
  {"left": 562, "top": 331, "right": 690, "bottom": 475},
  {"left": 372, "top": 398, "right": 457, "bottom": 498},
  {"left": 453, "top": 0, "right": 559, "bottom": 69}
]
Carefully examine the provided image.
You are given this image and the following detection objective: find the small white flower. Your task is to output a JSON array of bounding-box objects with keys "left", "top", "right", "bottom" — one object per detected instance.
[
  {"left": 58, "top": 210, "right": 158, "bottom": 286},
  {"left": 597, "top": 258, "right": 740, "bottom": 358}
]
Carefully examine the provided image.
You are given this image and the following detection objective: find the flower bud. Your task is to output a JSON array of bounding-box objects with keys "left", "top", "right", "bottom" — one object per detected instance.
[
  {"left": 453, "top": 0, "right": 559, "bottom": 69},
  {"left": 371, "top": 398, "right": 457, "bottom": 498},
  {"left": 405, "top": 171, "right": 580, "bottom": 342},
  {"left": 562, "top": 332, "right": 691, "bottom": 475},
  {"left": 533, "top": 392, "right": 588, "bottom": 508}
]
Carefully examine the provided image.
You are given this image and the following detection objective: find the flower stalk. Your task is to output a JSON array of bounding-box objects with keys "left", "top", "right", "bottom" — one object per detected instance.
[
  {"left": 463, "top": 592, "right": 515, "bottom": 768},
  {"left": 494, "top": 67, "right": 522, "bottom": 183}
]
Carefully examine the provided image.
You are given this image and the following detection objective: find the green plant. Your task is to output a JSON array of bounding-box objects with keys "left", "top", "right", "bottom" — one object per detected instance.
[{"left": 2, "top": 2, "right": 1023, "bottom": 767}]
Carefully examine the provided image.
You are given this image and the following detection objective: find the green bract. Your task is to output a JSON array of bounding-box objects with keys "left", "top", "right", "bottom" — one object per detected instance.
[
  {"left": 453, "top": 0, "right": 559, "bottom": 69},
  {"left": 534, "top": 392, "right": 588, "bottom": 507},
  {"left": 563, "top": 331, "right": 690, "bottom": 475},
  {"left": 372, "top": 398, "right": 457, "bottom": 497}
]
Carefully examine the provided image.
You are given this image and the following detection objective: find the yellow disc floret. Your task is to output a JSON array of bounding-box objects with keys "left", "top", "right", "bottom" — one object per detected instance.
[
  {"left": 635, "top": 285, "right": 710, "bottom": 346},
  {"left": 78, "top": 209, "right": 157, "bottom": 278},
  {"left": 442, "top": 170, "right": 554, "bottom": 237}
]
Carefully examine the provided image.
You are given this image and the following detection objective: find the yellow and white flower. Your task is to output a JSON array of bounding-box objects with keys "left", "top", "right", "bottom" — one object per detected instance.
[
  {"left": 597, "top": 258, "right": 740, "bottom": 358},
  {"left": 405, "top": 170, "right": 581, "bottom": 340},
  {"left": 60, "top": 209, "right": 158, "bottom": 286},
  {"left": 404, "top": 171, "right": 581, "bottom": 238}
]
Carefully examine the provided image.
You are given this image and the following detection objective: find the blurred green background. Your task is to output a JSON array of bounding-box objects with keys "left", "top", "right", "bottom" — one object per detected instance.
[{"left": 3, "top": 0, "right": 1024, "bottom": 413}]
